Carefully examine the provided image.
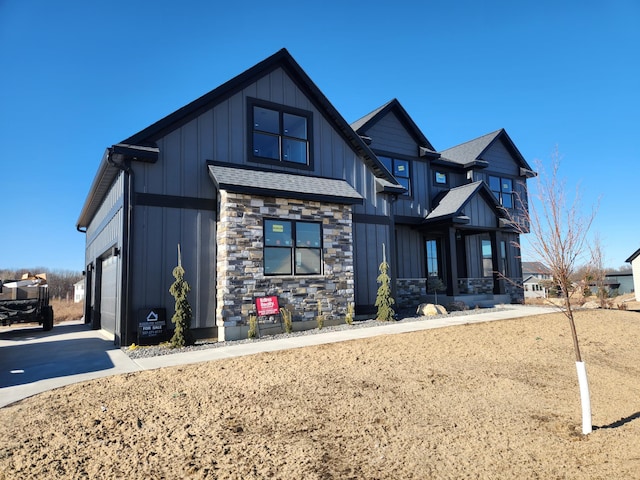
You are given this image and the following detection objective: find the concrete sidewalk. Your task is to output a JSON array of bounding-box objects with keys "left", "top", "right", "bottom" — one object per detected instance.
[{"left": 1, "top": 305, "right": 553, "bottom": 408}]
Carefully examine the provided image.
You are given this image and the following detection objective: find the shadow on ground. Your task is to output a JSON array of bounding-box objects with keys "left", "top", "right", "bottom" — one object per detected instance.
[{"left": 0, "top": 322, "right": 116, "bottom": 388}]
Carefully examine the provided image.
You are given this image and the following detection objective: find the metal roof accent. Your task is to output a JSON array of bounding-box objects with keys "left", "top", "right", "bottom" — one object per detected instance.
[{"left": 207, "top": 163, "right": 363, "bottom": 205}]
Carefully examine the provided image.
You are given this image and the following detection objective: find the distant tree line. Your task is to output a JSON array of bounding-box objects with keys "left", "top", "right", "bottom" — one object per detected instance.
[{"left": 0, "top": 268, "right": 83, "bottom": 301}]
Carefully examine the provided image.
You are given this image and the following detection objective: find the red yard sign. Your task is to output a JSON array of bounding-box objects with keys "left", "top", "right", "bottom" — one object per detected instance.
[{"left": 255, "top": 296, "right": 280, "bottom": 316}]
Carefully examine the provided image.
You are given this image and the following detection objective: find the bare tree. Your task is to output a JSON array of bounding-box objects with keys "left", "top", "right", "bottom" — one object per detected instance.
[
  {"left": 588, "top": 234, "right": 609, "bottom": 308},
  {"left": 509, "top": 147, "right": 599, "bottom": 435}
]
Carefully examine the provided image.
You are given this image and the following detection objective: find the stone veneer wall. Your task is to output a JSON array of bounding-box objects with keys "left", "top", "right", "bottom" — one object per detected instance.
[
  {"left": 216, "top": 191, "right": 355, "bottom": 341},
  {"left": 396, "top": 278, "right": 427, "bottom": 309},
  {"left": 505, "top": 278, "right": 524, "bottom": 304}
]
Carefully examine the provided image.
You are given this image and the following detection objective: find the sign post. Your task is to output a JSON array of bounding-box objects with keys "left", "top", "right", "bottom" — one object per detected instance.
[{"left": 254, "top": 296, "right": 282, "bottom": 335}]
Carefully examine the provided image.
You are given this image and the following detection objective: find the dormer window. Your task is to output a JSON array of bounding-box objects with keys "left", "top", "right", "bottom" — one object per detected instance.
[
  {"left": 249, "top": 98, "right": 312, "bottom": 167},
  {"left": 489, "top": 176, "right": 513, "bottom": 208},
  {"left": 379, "top": 155, "right": 411, "bottom": 195}
]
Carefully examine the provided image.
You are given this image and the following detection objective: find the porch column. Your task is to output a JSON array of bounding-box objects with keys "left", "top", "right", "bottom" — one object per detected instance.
[
  {"left": 445, "top": 227, "right": 460, "bottom": 296},
  {"left": 491, "top": 231, "right": 505, "bottom": 294}
]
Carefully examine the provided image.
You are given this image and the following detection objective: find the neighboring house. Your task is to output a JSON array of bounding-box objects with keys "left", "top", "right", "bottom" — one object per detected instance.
[
  {"left": 522, "top": 261, "right": 552, "bottom": 298},
  {"left": 523, "top": 275, "right": 547, "bottom": 298},
  {"left": 77, "top": 49, "right": 535, "bottom": 346},
  {"left": 602, "top": 272, "right": 634, "bottom": 295},
  {"left": 73, "top": 280, "right": 85, "bottom": 303},
  {"left": 626, "top": 248, "right": 640, "bottom": 301}
]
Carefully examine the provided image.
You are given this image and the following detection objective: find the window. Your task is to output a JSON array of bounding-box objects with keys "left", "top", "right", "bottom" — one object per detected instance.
[
  {"left": 264, "top": 219, "right": 322, "bottom": 275},
  {"left": 379, "top": 156, "right": 411, "bottom": 195},
  {"left": 489, "top": 176, "right": 513, "bottom": 208},
  {"left": 250, "top": 99, "right": 312, "bottom": 166},
  {"left": 482, "top": 239, "right": 493, "bottom": 277},
  {"left": 426, "top": 239, "right": 440, "bottom": 278},
  {"left": 434, "top": 171, "right": 448, "bottom": 186},
  {"left": 500, "top": 240, "right": 509, "bottom": 277}
]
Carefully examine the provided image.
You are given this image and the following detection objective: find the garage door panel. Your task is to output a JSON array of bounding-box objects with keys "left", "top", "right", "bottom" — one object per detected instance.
[{"left": 100, "top": 255, "right": 117, "bottom": 334}]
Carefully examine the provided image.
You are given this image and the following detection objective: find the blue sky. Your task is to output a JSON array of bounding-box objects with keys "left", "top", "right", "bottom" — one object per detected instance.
[{"left": 1, "top": 0, "right": 638, "bottom": 272}]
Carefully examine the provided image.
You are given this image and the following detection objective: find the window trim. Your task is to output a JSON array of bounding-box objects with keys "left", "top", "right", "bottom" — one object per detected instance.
[
  {"left": 263, "top": 218, "right": 323, "bottom": 276},
  {"left": 378, "top": 154, "right": 412, "bottom": 197},
  {"left": 488, "top": 175, "right": 514, "bottom": 209},
  {"left": 433, "top": 170, "right": 449, "bottom": 187},
  {"left": 248, "top": 98, "right": 313, "bottom": 170}
]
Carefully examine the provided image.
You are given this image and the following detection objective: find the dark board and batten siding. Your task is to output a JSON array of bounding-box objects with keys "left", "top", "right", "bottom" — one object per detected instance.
[
  {"left": 395, "top": 225, "right": 425, "bottom": 278},
  {"left": 131, "top": 205, "right": 217, "bottom": 330},
  {"left": 85, "top": 173, "right": 125, "bottom": 339},
  {"left": 466, "top": 196, "right": 498, "bottom": 229},
  {"left": 353, "top": 221, "right": 392, "bottom": 308},
  {"left": 365, "top": 112, "right": 417, "bottom": 157}
]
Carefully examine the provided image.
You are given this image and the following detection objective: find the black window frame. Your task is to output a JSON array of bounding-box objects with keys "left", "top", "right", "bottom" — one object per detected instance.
[
  {"left": 378, "top": 155, "right": 412, "bottom": 196},
  {"left": 488, "top": 175, "right": 514, "bottom": 209},
  {"left": 426, "top": 238, "right": 442, "bottom": 279},
  {"left": 248, "top": 98, "right": 313, "bottom": 170},
  {"left": 263, "top": 219, "right": 323, "bottom": 276},
  {"left": 433, "top": 170, "right": 449, "bottom": 187}
]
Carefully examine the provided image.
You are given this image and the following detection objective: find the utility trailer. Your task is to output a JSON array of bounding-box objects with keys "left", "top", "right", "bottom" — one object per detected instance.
[{"left": 0, "top": 275, "right": 54, "bottom": 331}]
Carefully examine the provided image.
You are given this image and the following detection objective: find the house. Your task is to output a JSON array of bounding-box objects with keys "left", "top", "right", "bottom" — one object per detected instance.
[
  {"left": 77, "top": 49, "right": 535, "bottom": 345},
  {"left": 522, "top": 261, "right": 552, "bottom": 298},
  {"left": 626, "top": 248, "right": 640, "bottom": 301},
  {"left": 73, "top": 279, "right": 85, "bottom": 303},
  {"left": 602, "top": 272, "right": 634, "bottom": 295}
]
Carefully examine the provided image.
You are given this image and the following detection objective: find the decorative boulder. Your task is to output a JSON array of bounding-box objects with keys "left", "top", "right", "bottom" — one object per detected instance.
[{"left": 416, "top": 303, "right": 448, "bottom": 316}]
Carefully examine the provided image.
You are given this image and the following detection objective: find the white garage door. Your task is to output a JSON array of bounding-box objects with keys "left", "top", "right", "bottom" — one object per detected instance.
[{"left": 100, "top": 255, "right": 118, "bottom": 335}]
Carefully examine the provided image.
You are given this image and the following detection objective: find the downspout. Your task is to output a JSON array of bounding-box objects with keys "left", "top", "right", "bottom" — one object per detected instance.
[
  {"left": 107, "top": 149, "right": 134, "bottom": 347},
  {"left": 388, "top": 194, "right": 398, "bottom": 306}
]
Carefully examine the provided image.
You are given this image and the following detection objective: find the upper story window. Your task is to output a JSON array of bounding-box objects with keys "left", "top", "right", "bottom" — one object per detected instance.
[
  {"left": 379, "top": 156, "right": 411, "bottom": 195},
  {"left": 249, "top": 99, "right": 312, "bottom": 167},
  {"left": 434, "top": 171, "right": 448, "bottom": 186},
  {"left": 489, "top": 176, "right": 513, "bottom": 209},
  {"left": 264, "top": 219, "right": 322, "bottom": 276}
]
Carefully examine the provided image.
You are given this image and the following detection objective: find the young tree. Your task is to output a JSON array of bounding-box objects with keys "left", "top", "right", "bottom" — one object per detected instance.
[
  {"left": 375, "top": 243, "right": 395, "bottom": 321},
  {"left": 589, "top": 234, "right": 609, "bottom": 308},
  {"left": 169, "top": 244, "right": 194, "bottom": 348},
  {"left": 511, "top": 148, "right": 599, "bottom": 434}
]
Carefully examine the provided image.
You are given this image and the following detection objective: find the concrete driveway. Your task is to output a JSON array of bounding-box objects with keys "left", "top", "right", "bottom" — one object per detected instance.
[{"left": 0, "top": 321, "right": 140, "bottom": 408}]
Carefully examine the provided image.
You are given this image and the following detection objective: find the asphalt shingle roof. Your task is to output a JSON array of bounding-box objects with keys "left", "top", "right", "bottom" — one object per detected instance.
[
  {"left": 208, "top": 163, "right": 363, "bottom": 204},
  {"left": 439, "top": 130, "right": 502, "bottom": 165},
  {"left": 425, "top": 181, "right": 485, "bottom": 220}
]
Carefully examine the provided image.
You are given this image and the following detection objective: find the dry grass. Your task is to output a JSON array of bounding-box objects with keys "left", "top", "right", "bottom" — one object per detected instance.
[{"left": 50, "top": 299, "right": 84, "bottom": 323}]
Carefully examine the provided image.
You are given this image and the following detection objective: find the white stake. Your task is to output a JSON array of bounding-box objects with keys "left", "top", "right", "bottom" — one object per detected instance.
[{"left": 575, "top": 361, "right": 592, "bottom": 434}]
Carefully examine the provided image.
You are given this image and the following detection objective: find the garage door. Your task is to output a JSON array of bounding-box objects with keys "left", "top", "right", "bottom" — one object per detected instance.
[{"left": 100, "top": 255, "right": 118, "bottom": 335}]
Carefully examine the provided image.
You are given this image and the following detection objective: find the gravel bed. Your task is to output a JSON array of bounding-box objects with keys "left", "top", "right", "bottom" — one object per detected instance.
[{"left": 123, "top": 306, "right": 506, "bottom": 360}]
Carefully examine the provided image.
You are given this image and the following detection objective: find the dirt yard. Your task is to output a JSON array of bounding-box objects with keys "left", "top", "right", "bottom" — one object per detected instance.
[{"left": 1, "top": 309, "right": 639, "bottom": 479}]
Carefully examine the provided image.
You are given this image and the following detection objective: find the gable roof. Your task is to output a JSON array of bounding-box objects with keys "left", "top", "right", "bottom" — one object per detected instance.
[
  {"left": 522, "top": 261, "right": 552, "bottom": 275},
  {"left": 626, "top": 248, "right": 640, "bottom": 263},
  {"left": 440, "top": 129, "right": 535, "bottom": 175},
  {"left": 351, "top": 99, "right": 438, "bottom": 155},
  {"left": 424, "top": 181, "right": 501, "bottom": 223},
  {"left": 78, "top": 49, "right": 399, "bottom": 228},
  {"left": 208, "top": 162, "right": 363, "bottom": 205}
]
